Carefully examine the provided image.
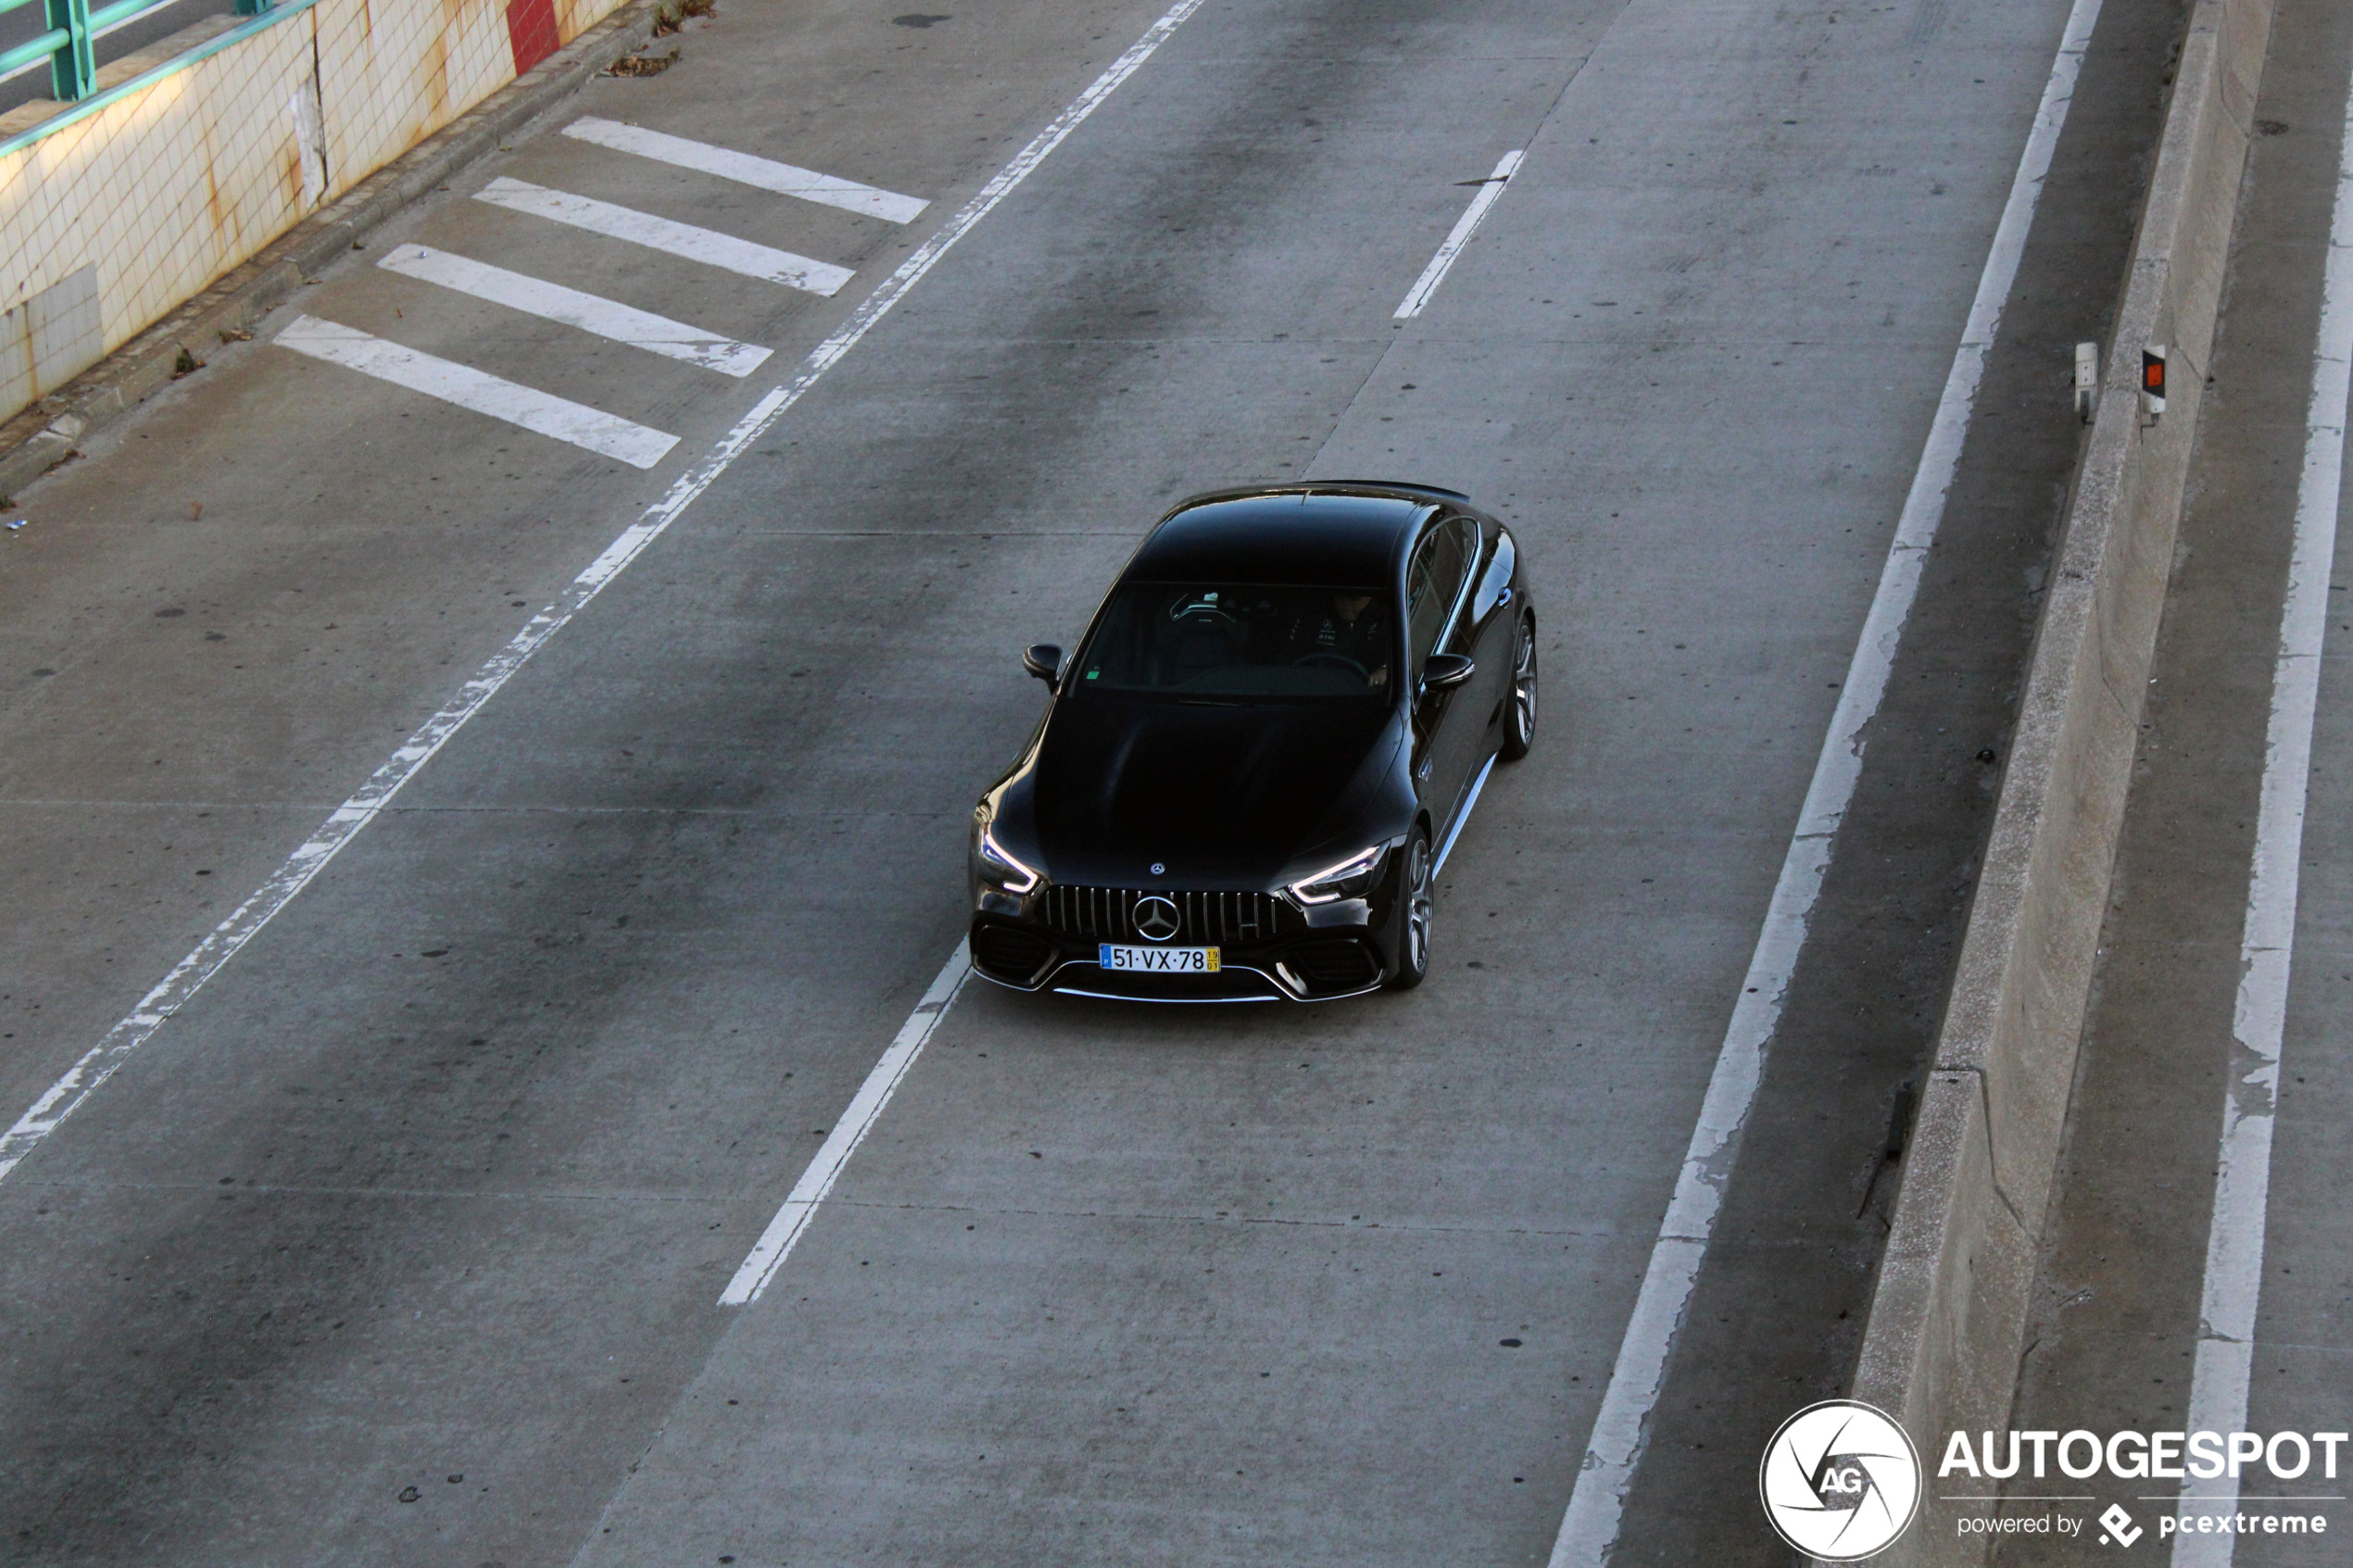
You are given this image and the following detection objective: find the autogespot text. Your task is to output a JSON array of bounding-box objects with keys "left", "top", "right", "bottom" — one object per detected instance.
[{"left": 1940, "top": 1429, "right": 2350, "bottom": 1481}]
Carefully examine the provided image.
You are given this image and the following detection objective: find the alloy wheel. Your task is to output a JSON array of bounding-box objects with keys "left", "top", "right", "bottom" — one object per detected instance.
[
  {"left": 1504, "top": 615, "right": 1539, "bottom": 759},
  {"left": 1404, "top": 834, "right": 1432, "bottom": 975}
]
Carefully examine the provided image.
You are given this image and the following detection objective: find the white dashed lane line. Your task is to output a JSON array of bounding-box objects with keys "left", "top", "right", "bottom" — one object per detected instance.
[
  {"left": 1393, "top": 150, "right": 1521, "bottom": 320},
  {"left": 718, "top": 942, "right": 972, "bottom": 1307},
  {"left": 563, "top": 117, "right": 931, "bottom": 224},
  {"left": 275, "top": 315, "right": 681, "bottom": 468},
  {"left": 376, "top": 243, "right": 774, "bottom": 377},
  {"left": 474, "top": 176, "right": 857, "bottom": 295}
]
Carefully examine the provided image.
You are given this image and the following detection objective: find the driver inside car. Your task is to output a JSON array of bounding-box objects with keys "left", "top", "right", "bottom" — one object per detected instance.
[{"left": 1290, "top": 593, "right": 1390, "bottom": 688}]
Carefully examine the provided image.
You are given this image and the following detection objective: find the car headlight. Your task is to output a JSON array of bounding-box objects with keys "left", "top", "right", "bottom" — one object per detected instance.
[
  {"left": 1288, "top": 845, "right": 1387, "bottom": 905},
  {"left": 974, "top": 810, "right": 1041, "bottom": 895}
]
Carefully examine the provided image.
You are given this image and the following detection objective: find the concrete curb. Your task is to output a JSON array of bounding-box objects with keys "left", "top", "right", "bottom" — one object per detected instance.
[
  {"left": 0, "top": 0, "right": 670, "bottom": 506},
  {"left": 1849, "top": 0, "right": 2275, "bottom": 1561}
]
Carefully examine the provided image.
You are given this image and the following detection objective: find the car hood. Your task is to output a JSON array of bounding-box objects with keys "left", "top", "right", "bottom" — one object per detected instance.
[{"left": 1025, "top": 698, "right": 1402, "bottom": 886}]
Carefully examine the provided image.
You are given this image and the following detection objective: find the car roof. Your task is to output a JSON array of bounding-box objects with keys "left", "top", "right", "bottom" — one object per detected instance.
[{"left": 1126, "top": 484, "right": 1453, "bottom": 586}]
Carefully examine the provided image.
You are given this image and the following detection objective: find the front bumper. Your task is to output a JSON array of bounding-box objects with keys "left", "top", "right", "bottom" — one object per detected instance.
[{"left": 968, "top": 883, "right": 1393, "bottom": 1002}]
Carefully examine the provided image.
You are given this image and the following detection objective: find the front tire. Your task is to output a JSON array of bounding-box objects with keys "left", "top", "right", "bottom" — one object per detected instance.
[
  {"left": 1500, "top": 611, "right": 1538, "bottom": 761},
  {"left": 1385, "top": 828, "right": 1433, "bottom": 990}
]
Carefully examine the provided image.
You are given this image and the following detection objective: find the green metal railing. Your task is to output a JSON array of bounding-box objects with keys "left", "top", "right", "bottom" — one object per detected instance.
[{"left": 0, "top": 0, "right": 271, "bottom": 103}]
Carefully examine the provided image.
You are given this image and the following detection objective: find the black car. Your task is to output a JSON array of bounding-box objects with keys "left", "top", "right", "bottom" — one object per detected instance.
[{"left": 967, "top": 482, "right": 1538, "bottom": 1001}]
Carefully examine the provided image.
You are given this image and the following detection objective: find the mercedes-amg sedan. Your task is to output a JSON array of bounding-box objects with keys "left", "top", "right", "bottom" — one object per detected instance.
[{"left": 967, "top": 482, "right": 1537, "bottom": 1001}]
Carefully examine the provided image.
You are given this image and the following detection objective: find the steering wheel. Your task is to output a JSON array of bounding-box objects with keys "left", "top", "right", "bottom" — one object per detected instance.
[{"left": 1293, "top": 651, "right": 1369, "bottom": 680}]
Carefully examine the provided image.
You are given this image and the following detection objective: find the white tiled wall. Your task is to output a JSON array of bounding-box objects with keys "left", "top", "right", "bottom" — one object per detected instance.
[
  {"left": 0, "top": 263, "right": 103, "bottom": 415},
  {"left": 0, "top": 0, "right": 626, "bottom": 425}
]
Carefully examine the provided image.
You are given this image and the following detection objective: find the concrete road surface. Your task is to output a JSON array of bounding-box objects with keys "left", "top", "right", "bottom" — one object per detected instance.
[{"left": 0, "top": 0, "right": 2190, "bottom": 1561}]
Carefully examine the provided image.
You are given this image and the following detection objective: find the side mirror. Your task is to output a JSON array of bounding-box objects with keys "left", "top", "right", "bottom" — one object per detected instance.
[
  {"left": 1023, "top": 644, "right": 1064, "bottom": 684},
  {"left": 1421, "top": 653, "right": 1476, "bottom": 694}
]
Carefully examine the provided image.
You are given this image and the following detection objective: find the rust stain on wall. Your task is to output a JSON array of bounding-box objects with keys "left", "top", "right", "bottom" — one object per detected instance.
[
  {"left": 422, "top": 26, "right": 449, "bottom": 119},
  {"left": 204, "top": 144, "right": 225, "bottom": 236}
]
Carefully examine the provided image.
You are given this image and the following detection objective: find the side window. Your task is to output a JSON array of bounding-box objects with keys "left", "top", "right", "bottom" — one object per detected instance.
[
  {"left": 1442, "top": 518, "right": 1496, "bottom": 653},
  {"left": 1467, "top": 524, "right": 1515, "bottom": 635},
  {"left": 1406, "top": 520, "right": 1470, "bottom": 672}
]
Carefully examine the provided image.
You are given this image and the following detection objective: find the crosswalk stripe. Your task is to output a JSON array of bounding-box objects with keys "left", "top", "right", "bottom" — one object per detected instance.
[
  {"left": 275, "top": 316, "right": 680, "bottom": 469},
  {"left": 376, "top": 244, "right": 773, "bottom": 377},
  {"left": 564, "top": 117, "right": 928, "bottom": 224},
  {"left": 474, "top": 177, "right": 854, "bottom": 295}
]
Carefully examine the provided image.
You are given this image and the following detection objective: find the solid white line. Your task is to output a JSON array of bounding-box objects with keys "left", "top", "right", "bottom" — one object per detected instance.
[
  {"left": 563, "top": 117, "right": 929, "bottom": 225},
  {"left": 1393, "top": 152, "right": 1522, "bottom": 320},
  {"left": 719, "top": 943, "right": 972, "bottom": 1305},
  {"left": 1544, "top": 1, "right": 2104, "bottom": 1561},
  {"left": 0, "top": 0, "right": 1210, "bottom": 1202},
  {"left": 473, "top": 177, "right": 855, "bottom": 295},
  {"left": 377, "top": 243, "right": 772, "bottom": 377},
  {"left": 2170, "top": 60, "right": 2353, "bottom": 1568},
  {"left": 274, "top": 316, "right": 679, "bottom": 468}
]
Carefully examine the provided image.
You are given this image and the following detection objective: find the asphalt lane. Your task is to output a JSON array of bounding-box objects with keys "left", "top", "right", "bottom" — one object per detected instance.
[
  {"left": 1603, "top": 0, "right": 2196, "bottom": 1556},
  {"left": 0, "top": 0, "right": 2145, "bottom": 1562}
]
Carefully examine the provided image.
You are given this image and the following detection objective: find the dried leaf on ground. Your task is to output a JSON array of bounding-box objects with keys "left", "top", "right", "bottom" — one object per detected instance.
[{"left": 605, "top": 46, "right": 680, "bottom": 74}]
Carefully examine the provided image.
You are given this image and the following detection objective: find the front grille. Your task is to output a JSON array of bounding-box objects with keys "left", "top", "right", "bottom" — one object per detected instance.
[
  {"left": 1039, "top": 884, "right": 1306, "bottom": 947},
  {"left": 1290, "top": 936, "right": 1382, "bottom": 993},
  {"left": 972, "top": 924, "right": 1056, "bottom": 984}
]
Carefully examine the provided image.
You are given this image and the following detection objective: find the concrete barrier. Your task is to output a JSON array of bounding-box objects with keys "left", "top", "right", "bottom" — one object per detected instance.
[{"left": 1849, "top": 0, "right": 2276, "bottom": 1560}]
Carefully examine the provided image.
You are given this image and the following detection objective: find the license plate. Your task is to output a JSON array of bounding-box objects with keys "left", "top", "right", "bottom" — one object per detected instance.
[{"left": 1099, "top": 943, "right": 1220, "bottom": 972}]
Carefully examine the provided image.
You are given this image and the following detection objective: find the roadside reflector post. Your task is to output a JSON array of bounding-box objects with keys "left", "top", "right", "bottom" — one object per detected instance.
[
  {"left": 2074, "top": 341, "right": 2099, "bottom": 422},
  {"left": 2142, "top": 343, "right": 2167, "bottom": 420}
]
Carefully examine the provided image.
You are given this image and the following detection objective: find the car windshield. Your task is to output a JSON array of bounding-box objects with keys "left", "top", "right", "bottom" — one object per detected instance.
[{"left": 1070, "top": 582, "right": 1395, "bottom": 703}]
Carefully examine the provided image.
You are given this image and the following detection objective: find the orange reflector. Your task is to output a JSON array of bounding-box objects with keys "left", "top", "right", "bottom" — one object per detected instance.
[{"left": 2141, "top": 347, "right": 2168, "bottom": 416}]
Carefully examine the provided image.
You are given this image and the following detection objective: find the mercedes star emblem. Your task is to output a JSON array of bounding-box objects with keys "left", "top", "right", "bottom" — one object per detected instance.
[
  {"left": 1150, "top": 862, "right": 1165, "bottom": 874},
  {"left": 1133, "top": 896, "right": 1181, "bottom": 942}
]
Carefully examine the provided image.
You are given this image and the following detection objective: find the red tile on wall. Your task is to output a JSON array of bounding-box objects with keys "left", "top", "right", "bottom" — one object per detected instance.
[{"left": 506, "top": 0, "right": 560, "bottom": 74}]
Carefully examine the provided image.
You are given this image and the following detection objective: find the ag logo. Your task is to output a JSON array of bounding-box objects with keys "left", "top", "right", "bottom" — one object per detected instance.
[{"left": 1758, "top": 1399, "right": 1921, "bottom": 1561}]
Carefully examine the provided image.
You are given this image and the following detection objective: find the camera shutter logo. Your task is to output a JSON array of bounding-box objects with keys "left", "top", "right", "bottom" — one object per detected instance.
[{"left": 1757, "top": 1399, "right": 1921, "bottom": 1561}]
